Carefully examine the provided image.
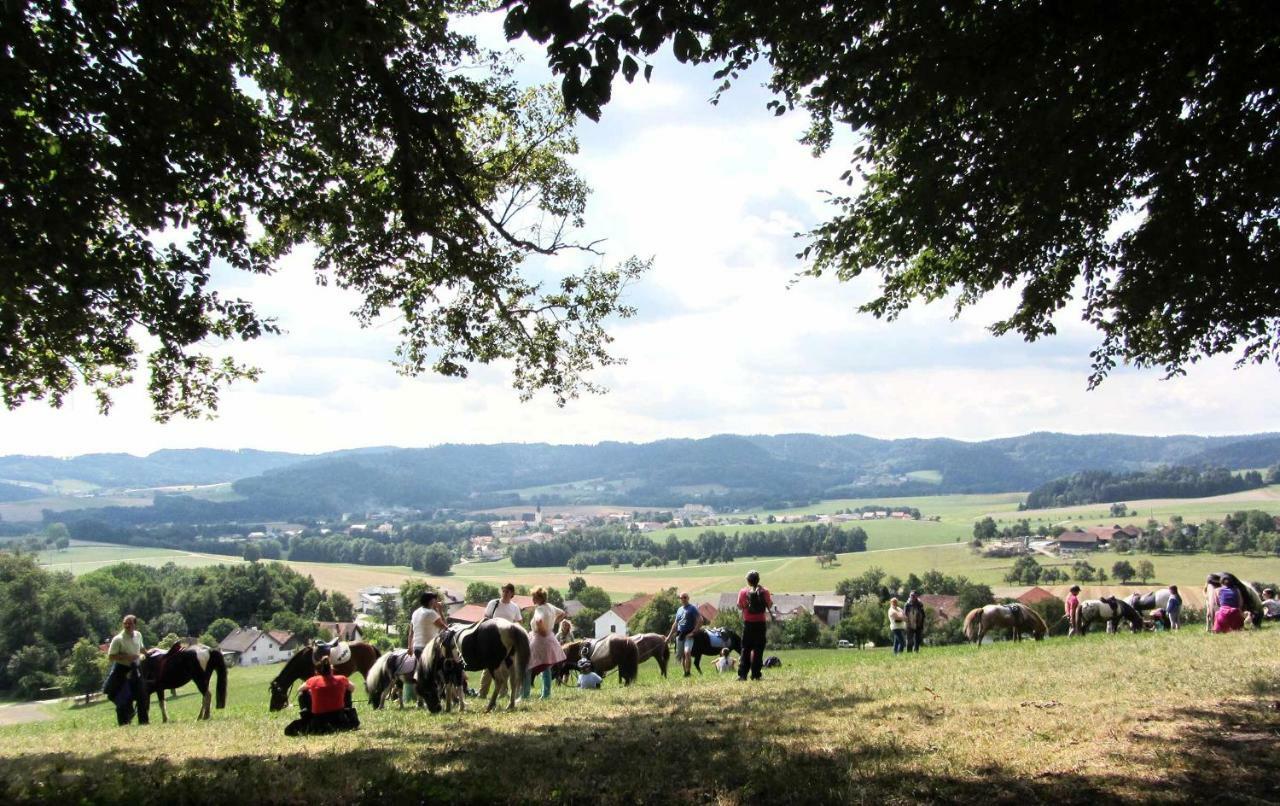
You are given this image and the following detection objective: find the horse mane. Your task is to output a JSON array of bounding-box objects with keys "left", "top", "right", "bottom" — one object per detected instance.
[
  {"left": 1021, "top": 606, "right": 1048, "bottom": 637},
  {"left": 365, "top": 652, "right": 392, "bottom": 709}
]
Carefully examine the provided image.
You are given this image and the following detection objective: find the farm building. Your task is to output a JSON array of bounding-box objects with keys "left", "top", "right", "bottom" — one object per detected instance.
[
  {"left": 219, "top": 627, "right": 295, "bottom": 666},
  {"left": 594, "top": 594, "right": 654, "bottom": 638},
  {"left": 314, "top": 621, "right": 364, "bottom": 642}
]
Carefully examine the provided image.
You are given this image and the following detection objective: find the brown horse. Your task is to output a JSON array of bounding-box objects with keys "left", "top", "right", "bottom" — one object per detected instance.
[
  {"left": 963, "top": 604, "right": 1047, "bottom": 644},
  {"left": 268, "top": 641, "right": 380, "bottom": 711},
  {"left": 628, "top": 633, "right": 670, "bottom": 678},
  {"left": 561, "top": 636, "right": 639, "bottom": 685}
]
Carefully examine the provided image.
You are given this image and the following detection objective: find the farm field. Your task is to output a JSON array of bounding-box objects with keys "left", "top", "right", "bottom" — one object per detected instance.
[{"left": 2, "top": 628, "right": 1279, "bottom": 803}]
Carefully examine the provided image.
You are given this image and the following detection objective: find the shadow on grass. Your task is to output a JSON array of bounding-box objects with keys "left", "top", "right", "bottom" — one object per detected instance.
[{"left": 4, "top": 692, "right": 1280, "bottom": 804}]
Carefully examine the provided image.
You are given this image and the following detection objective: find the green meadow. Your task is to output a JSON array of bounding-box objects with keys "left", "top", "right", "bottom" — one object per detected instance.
[{"left": 3, "top": 628, "right": 1279, "bottom": 803}]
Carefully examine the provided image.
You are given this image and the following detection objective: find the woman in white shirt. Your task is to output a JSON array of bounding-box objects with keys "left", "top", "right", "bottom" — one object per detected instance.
[
  {"left": 526, "top": 587, "right": 566, "bottom": 700},
  {"left": 406, "top": 591, "right": 448, "bottom": 705}
]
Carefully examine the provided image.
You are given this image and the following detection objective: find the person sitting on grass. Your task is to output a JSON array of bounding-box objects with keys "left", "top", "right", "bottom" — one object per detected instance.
[
  {"left": 284, "top": 657, "right": 359, "bottom": 737},
  {"left": 1262, "top": 588, "right": 1280, "bottom": 621},
  {"left": 714, "top": 648, "right": 736, "bottom": 674},
  {"left": 576, "top": 658, "right": 602, "bottom": 690}
]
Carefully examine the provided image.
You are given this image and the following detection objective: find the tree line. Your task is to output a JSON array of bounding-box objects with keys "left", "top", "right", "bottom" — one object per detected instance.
[
  {"left": 1024, "top": 466, "right": 1265, "bottom": 509},
  {"left": 510, "top": 524, "right": 868, "bottom": 569},
  {"left": 0, "top": 554, "right": 346, "bottom": 700}
]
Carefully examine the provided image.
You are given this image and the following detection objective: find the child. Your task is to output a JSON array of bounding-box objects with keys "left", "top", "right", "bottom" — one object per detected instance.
[
  {"left": 576, "top": 658, "right": 602, "bottom": 689},
  {"left": 714, "top": 647, "right": 735, "bottom": 673}
]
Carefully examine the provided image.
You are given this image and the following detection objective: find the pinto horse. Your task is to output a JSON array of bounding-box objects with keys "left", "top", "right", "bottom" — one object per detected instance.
[
  {"left": 1077, "top": 596, "right": 1143, "bottom": 634},
  {"left": 364, "top": 649, "right": 418, "bottom": 709},
  {"left": 628, "top": 633, "right": 670, "bottom": 678},
  {"left": 561, "top": 636, "right": 639, "bottom": 685},
  {"left": 268, "top": 641, "right": 380, "bottom": 712},
  {"left": 418, "top": 618, "right": 530, "bottom": 713},
  {"left": 688, "top": 627, "right": 741, "bottom": 673},
  {"left": 962, "top": 604, "right": 1047, "bottom": 644},
  {"left": 140, "top": 644, "right": 227, "bottom": 722}
]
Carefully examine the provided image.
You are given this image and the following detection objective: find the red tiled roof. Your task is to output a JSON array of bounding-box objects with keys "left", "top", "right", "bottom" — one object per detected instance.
[
  {"left": 697, "top": 603, "right": 718, "bottom": 623},
  {"left": 447, "top": 604, "right": 490, "bottom": 624},
  {"left": 268, "top": 630, "right": 295, "bottom": 647},
  {"left": 611, "top": 594, "right": 655, "bottom": 622},
  {"left": 1016, "top": 586, "right": 1057, "bottom": 605}
]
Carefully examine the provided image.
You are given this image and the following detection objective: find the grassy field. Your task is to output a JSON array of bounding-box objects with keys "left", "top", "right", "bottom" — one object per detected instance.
[
  {"left": 3, "top": 628, "right": 1279, "bottom": 803},
  {"left": 22, "top": 487, "right": 1280, "bottom": 604}
]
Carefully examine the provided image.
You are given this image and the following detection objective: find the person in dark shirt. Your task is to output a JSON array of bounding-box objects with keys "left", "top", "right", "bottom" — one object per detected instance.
[
  {"left": 737, "top": 570, "right": 774, "bottom": 681},
  {"left": 665, "top": 592, "right": 703, "bottom": 677}
]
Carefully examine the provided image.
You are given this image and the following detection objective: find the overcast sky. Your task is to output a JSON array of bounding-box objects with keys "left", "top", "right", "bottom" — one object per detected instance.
[{"left": 3, "top": 15, "right": 1278, "bottom": 458}]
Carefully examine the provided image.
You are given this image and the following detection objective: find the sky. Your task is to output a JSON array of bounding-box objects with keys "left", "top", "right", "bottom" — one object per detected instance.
[{"left": 2, "top": 14, "right": 1278, "bottom": 458}]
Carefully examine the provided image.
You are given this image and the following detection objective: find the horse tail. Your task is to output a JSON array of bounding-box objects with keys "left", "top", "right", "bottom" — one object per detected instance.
[
  {"left": 617, "top": 638, "right": 639, "bottom": 686},
  {"left": 213, "top": 650, "right": 227, "bottom": 709},
  {"left": 510, "top": 624, "right": 530, "bottom": 693},
  {"left": 365, "top": 654, "right": 388, "bottom": 709},
  {"left": 963, "top": 608, "right": 982, "bottom": 643}
]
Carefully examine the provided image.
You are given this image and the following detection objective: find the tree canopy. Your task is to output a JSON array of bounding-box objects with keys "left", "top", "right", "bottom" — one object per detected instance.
[
  {"left": 3, "top": 0, "right": 643, "bottom": 420},
  {"left": 503, "top": 0, "right": 1280, "bottom": 384}
]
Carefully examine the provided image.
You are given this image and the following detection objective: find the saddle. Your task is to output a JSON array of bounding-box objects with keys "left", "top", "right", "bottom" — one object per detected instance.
[
  {"left": 1004, "top": 603, "right": 1024, "bottom": 626},
  {"left": 315, "top": 640, "right": 352, "bottom": 666},
  {"left": 705, "top": 629, "right": 726, "bottom": 650}
]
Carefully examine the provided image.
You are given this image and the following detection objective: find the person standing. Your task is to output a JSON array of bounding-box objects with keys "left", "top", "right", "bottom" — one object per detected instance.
[
  {"left": 526, "top": 587, "right": 566, "bottom": 699},
  {"left": 1213, "top": 572, "right": 1245, "bottom": 633},
  {"left": 664, "top": 592, "right": 703, "bottom": 677},
  {"left": 485, "top": 583, "right": 523, "bottom": 623},
  {"left": 1166, "top": 585, "right": 1183, "bottom": 630},
  {"left": 887, "top": 597, "right": 907, "bottom": 655},
  {"left": 737, "top": 570, "right": 773, "bottom": 681},
  {"left": 405, "top": 591, "right": 447, "bottom": 705},
  {"left": 556, "top": 619, "right": 574, "bottom": 645},
  {"left": 103, "top": 614, "right": 148, "bottom": 726},
  {"left": 903, "top": 591, "right": 926, "bottom": 652},
  {"left": 1066, "top": 585, "right": 1082, "bottom": 636}
]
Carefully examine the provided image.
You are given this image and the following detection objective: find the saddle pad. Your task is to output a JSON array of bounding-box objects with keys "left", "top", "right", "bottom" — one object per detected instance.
[
  {"left": 329, "top": 642, "right": 352, "bottom": 666},
  {"left": 705, "top": 629, "right": 726, "bottom": 650},
  {"left": 192, "top": 645, "right": 210, "bottom": 671},
  {"left": 390, "top": 651, "right": 417, "bottom": 677}
]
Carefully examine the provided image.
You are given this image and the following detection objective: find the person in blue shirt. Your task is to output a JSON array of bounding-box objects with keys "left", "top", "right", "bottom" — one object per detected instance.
[{"left": 664, "top": 592, "right": 704, "bottom": 678}]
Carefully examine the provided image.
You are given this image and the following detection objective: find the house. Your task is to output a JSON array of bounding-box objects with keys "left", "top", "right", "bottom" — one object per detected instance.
[
  {"left": 811, "top": 594, "right": 846, "bottom": 626},
  {"left": 314, "top": 621, "right": 364, "bottom": 642},
  {"left": 218, "top": 627, "right": 293, "bottom": 666},
  {"left": 594, "top": 594, "right": 654, "bottom": 638},
  {"left": 562, "top": 599, "right": 584, "bottom": 618},
  {"left": 358, "top": 585, "right": 401, "bottom": 614},
  {"left": 715, "top": 591, "right": 844, "bottom": 624},
  {"left": 697, "top": 602, "right": 719, "bottom": 624},
  {"left": 267, "top": 630, "right": 300, "bottom": 652},
  {"left": 918, "top": 594, "right": 962, "bottom": 623},
  {"left": 447, "top": 604, "right": 492, "bottom": 626},
  {"left": 1055, "top": 532, "right": 1100, "bottom": 553}
]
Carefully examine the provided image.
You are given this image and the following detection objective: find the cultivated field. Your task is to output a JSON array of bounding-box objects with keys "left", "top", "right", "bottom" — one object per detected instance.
[{"left": 3, "top": 628, "right": 1278, "bottom": 803}]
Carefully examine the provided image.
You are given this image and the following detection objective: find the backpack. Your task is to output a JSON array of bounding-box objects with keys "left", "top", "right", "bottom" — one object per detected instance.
[{"left": 746, "top": 586, "right": 767, "bottom": 615}]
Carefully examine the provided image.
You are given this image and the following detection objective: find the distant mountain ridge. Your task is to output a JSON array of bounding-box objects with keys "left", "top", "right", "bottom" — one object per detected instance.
[{"left": 4, "top": 432, "right": 1279, "bottom": 524}]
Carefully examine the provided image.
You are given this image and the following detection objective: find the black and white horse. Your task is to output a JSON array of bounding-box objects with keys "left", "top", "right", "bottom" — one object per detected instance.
[
  {"left": 1078, "top": 596, "right": 1143, "bottom": 634},
  {"left": 417, "top": 618, "right": 529, "bottom": 713},
  {"left": 140, "top": 643, "right": 227, "bottom": 722},
  {"left": 365, "top": 649, "right": 418, "bottom": 709}
]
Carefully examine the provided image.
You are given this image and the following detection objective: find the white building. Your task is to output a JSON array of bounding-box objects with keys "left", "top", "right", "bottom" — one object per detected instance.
[
  {"left": 593, "top": 594, "right": 654, "bottom": 639},
  {"left": 219, "top": 627, "right": 295, "bottom": 666}
]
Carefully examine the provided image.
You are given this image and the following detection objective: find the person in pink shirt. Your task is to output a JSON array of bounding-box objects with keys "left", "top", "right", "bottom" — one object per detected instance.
[{"left": 1066, "top": 585, "right": 1082, "bottom": 637}]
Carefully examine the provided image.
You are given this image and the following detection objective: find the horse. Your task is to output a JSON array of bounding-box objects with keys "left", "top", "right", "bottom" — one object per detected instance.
[
  {"left": 418, "top": 618, "right": 529, "bottom": 713},
  {"left": 688, "top": 627, "right": 742, "bottom": 674},
  {"left": 962, "top": 604, "right": 1047, "bottom": 644},
  {"left": 1126, "top": 589, "right": 1174, "bottom": 613},
  {"left": 1077, "top": 596, "right": 1143, "bottom": 634},
  {"left": 269, "top": 641, "right": 381, "bottom": 712},
  {"left": 140, "top": 643, "right": 227, "bottom": 722},
  {"left": 628, "top": 633, "right": 670, "bottom": 678},
  {"left": 364, "top": 649, "right": 418, "bottom": 709},
  {"left": 560, "top": 636, "right": 640, "bottom": 685},
  {"left": 1205, "top": 573, "right": 1264, "bottom": 631}
]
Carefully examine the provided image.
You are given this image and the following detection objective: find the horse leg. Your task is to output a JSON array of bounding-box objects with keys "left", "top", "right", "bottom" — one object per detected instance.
[
  {"left": 158, "top": 690, "right": 169, "bottom": 724},
  {"left": 201, "top": 690, "right": 211, "bottom": 720}
]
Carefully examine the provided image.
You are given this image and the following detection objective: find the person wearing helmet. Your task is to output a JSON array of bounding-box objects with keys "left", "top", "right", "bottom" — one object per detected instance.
[
  {"left": 576, "top": 657, "right": 602, "bottom": 690},
  {"left": 736, "top": 570, "right": 773, "bottom": 681}
]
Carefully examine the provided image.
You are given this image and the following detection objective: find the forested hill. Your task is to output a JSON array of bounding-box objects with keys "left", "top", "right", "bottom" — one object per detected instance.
[{"left": 7, "top": 432, "right": 1280, "bottom": 525}]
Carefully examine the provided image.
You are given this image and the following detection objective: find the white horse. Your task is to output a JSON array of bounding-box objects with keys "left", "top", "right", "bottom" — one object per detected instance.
[{"left": 364, "top": 649, "right": 417, "bottom": 709}]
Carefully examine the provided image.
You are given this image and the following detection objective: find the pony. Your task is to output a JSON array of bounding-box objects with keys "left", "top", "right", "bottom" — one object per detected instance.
[
  {"left": 962, "top": 604, "right": 1047, "bottom": 644},
  {"left": 560, "top": 636, "right": 640, "bottom": 685},
  {"left": 687, "top": 627, "right": 742, "bottom": 674},
  {"left": 417, "top": 618, "right": 529, "bottom": 713},
  {"left": 140, "top": 643, "right": 227, "bottom": 722},
  {"left": 269, "top": 641, "right": 380, "bottom": 712},
  {"left": 1204, "top": 573, "right": 1264, "bottom": 631},
  {"left": 1126, "top": 589, "right": 1175, "bottom": 613},
  {"left": 1077, "top": 596, "right": 1143, "bottom": 634},
  {"left": 364, "top": 648, "right": 418, "bottom": 709},
  {"left": 628, "top": 633, "right": 671, "bottom": 678}
]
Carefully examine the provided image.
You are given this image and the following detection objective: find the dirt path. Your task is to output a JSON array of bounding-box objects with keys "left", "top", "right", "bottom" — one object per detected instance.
[{"left": 0, "top": 702, "right": 54, "bottom": 727}]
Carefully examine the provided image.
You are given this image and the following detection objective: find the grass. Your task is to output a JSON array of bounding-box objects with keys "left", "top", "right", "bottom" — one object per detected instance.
[{"left": 3, "top": 628, "right": 1280, "bottom": 803}]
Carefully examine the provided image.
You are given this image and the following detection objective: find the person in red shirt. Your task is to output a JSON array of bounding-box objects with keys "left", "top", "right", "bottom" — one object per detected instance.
[
  {"left": 737, "top": 570, "right": 774, "bottom": 681},
  {"left": 284, "top": 657, "right": 360, "bottom": 736}
]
